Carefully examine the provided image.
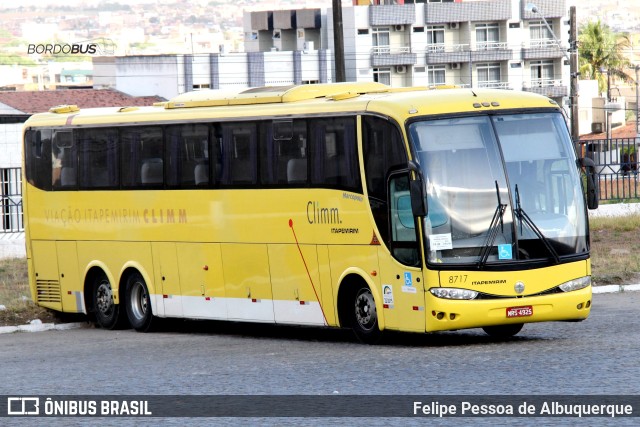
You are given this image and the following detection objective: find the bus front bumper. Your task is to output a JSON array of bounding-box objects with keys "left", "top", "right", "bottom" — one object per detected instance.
[{"left": 424, "top": 286, "right": 592, "bottom": 333}]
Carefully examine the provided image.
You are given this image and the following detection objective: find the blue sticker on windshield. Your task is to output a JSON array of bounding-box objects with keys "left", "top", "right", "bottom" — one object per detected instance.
[{"left": 498, "top": 244, "right": 513, "bottom": 260}]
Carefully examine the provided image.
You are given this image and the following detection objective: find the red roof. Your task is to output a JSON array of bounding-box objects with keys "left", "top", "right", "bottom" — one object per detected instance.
[
  {"left": 0, "top": 89, "right": 165, "bottom": 115},
  {"left": 580, "top": 122, "right": 640, "bottom": 141}
]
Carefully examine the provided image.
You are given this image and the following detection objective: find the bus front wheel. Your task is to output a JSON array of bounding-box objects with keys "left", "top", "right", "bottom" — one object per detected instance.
[
  {"left": 92, "top": 272, "right": 124, "bottom": 329},
  {"left": 482, "top": 323, "right": 524, "bottom": 338},
  {"left": 125, "top": 273, "right": 154, "bottom": 332},
  {"left": 350, "top": 285, "right": 382, "bottom": 344}
]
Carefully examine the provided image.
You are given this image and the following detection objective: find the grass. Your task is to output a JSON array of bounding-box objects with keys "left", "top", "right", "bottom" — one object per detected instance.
[
  {"left": 0, "top": 258, "right": 58, "bottom": 327},
  {"left": 589, "top": 215, "right": 640, "bottom": 285},
  {"left": 0, "top": 216, "right": 639, "bottom": 326}
]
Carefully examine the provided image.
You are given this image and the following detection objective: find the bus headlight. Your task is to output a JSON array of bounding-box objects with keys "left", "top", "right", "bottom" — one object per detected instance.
[
  {"left": 559, "top": 276, "right": 591, "bottom": 292},
  {"left": 430, "top": 287, "right": 478, "bottom": 300}
]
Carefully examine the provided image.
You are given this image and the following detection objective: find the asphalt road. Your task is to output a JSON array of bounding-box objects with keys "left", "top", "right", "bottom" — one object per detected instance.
[{"left": 1, "top": 291, "right": 638, "bottom": 425}]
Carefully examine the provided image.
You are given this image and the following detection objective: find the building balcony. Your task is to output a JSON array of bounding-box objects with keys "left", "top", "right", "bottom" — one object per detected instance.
[
  {"left": 371, "top": 46, "right": 417, "bottom": 67},
  {"left": 250, "top": 11, "right": 272, "bottom": 31},
  {"left": 426, "top": 42, "right": 512, "bottom": 64},
  {"left": 522, "top": 39, "right": 566, "bottom": 60},
  {"left": 477, "top": 81, "right": 511, "bottom": 90},
  {"left": 471, "top": 42, "right": 512, "bottom": 62},
  {"left": 369, "top": 4, "right": 415, "bottom": 26},
  {"left": 523, "top": 79, "right": 568, "bottom": 97},
  {"left": 425, "top": 0, "right": 511, "bottom": 24},
  {"left": 295, "top": 9, "right": 321, "bottom": 29},
  {"left": 426, "top": 44, "right": 470, "bottom": 65},
  {"left": 521, "top": 0, "right": 566, "bottom": 19}
]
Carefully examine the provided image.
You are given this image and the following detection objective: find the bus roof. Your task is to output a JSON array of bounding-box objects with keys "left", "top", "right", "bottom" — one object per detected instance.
[{"left": 24, "top": 83, "right": 560, "bottom": 128}]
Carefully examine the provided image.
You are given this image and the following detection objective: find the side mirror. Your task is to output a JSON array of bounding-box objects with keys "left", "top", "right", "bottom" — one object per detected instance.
[
  {"left": 578, "top": 157, "right": 599, "bottom": 210},
  {"left": 406, "top": 162, "right": 427, "bottom": 217},
  {"left": 410, "top": 179, "right": 427, "bottom": 217}
]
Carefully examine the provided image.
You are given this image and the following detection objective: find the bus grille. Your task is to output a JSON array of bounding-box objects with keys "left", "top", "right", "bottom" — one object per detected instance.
[{"left": 36, "top": 280, "right": 61, "bottom": 303}]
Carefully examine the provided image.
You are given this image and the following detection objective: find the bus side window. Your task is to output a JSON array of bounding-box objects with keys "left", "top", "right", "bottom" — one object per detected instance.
[
  {"left": 310, "top": 117, "right": 360, "bottom": 192},
  {"left": 24, "top": 129, "right": 52, "bottom": 191},
  {"left": 362, "top": 115, "right": 408, "bottom": 246},
  {"left": 260, "top": 119, "right": 308, "bottom": 186},
  {"left": 388, "top": 172, "right": 420, "bottom": 266},
  {"left": 78, "top": 128, "right": 119, "bottom": 189},
  {"left": 52, "top": 131, "right": 76, "bottom": 189},
  {"left": 166, "top": 124, "right": 210, "bottom": 188},
  {"left": 220, "top": 123, "right": 257, "bottom": 186},
  {"left": 122, "top": 126, "right": 164, "bottom": 187}
]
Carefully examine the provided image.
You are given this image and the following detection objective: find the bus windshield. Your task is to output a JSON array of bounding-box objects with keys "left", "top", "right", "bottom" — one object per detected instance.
[{"left": 408, "top": 112, "right": 588, "bottom": 266}]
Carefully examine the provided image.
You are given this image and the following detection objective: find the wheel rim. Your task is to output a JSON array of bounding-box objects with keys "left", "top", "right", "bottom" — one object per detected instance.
[
  {"left": 130, "top": 280, "right": 148, "bottom": 321},
  {"left": 354, "top": 288, "right": 377, "bottom": 331},
  {"left": 96, "top": 279, "right": 114, "bottom": 316}
]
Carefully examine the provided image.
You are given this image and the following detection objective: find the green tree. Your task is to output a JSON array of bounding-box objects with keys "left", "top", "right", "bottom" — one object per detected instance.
[{"left": 578, "top": 20, "right": 634, "bottom": 94}]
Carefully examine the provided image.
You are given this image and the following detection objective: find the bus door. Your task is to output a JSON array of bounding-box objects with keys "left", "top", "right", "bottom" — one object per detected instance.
[
  {"left": 176, "top": 243, "right": 227, "bottom": 320},
  {"left": 375, "top": 171, "right": 426, "bottom": 332},
  {"left": 151, "top": 242, "right": 183, "bottom": 317}
]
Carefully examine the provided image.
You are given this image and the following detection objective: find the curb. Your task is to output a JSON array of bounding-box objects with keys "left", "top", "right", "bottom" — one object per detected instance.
[
  {"left": 0, "top": 321, "right": 88, "bottom": 335},
  {"left": 592, "top": 284, "right": 640, "bottom": 294}
]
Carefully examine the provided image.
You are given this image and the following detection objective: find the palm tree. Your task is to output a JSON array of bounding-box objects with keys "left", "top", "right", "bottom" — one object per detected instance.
[{"left": 578, "top": 20, "right": 634, "bottom": 95}]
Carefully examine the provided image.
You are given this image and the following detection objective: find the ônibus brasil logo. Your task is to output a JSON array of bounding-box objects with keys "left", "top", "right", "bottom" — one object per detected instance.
[{"left": 27, "top": 38, "right": 116, "bottom": 56}]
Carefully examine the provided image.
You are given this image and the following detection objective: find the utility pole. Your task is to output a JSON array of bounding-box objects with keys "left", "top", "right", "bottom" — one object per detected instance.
[
  {"left": 636, "top": 65, "right": 640, "bottom": 145},
  {"left": 332, "top": 0, "right": 346, "bottom": 83},
  {"left": 569, "top": 6, "right": 579, "bottom": 149}
]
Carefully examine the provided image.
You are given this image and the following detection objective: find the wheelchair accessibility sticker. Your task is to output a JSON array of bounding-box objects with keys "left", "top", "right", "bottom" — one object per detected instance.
[
  {"left": 402, "top": 272, "right": 417, "bottom": 293},
  {"left": 498, "top": 244, "right": 513, "bottom": 260}
]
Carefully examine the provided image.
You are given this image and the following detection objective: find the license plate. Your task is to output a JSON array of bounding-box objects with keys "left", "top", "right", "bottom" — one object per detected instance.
[{"left": 506, "top": 305, "right": 533, "bottom": 318}]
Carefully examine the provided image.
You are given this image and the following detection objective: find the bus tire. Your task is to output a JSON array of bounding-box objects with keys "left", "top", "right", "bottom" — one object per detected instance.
[
  {"left": 482, "top": 323, "right": 524, "bottom": 338},
  {"left": 92, "top": 271, "right": 125, "bottom": 330},
  {"left": 125, "top": 273, "right": 154, "bottom": 332},
  {"left": 350, "top": 284, "right": 382, "bottom": 344}
]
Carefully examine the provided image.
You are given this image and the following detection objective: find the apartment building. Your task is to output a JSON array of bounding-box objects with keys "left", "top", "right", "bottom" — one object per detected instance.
[
  {"left": 244, "top": 0, "right": 570, "bottom": 103},
  {"left": 93, "top": 48, "right": 333, "bottom": 100}
]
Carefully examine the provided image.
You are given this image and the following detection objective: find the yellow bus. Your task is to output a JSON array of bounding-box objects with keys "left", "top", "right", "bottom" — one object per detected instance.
[{"left": 22, "top": 82, "right": 598, "bottom": 343}]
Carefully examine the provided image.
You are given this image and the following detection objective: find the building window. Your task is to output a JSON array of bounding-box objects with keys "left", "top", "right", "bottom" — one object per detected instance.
[
  {"left": 427, "top": 65, "right": 446, "bottom": 86},
  {"left": 426, "top": 25, "right": 445, "bottom": 52},
  {"left": 475, "top": 23, "right": 500, "bottom": 50},
  {"left": 372, "top": 27, "right": 390, "bottom": 55},
  {"left": 373, "top": 67, "right": 391, "bottom": 85},
  {"left": 477, "top": 62, "right": 502, "bottom": 88},
  {"left": 530, "top": 60, "right": 555, "bottom": 87},
  {"left": 529, "top": 20, "right": 556, "bottom": 47}
]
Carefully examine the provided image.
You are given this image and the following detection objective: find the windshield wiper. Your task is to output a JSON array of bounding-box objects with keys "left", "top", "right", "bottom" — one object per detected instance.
[
  {"left": 478, "top": 181, "right": 507, "bottom": 268},
  {"left": 514, "top": 184, "right": 560, "bottom": 264}
]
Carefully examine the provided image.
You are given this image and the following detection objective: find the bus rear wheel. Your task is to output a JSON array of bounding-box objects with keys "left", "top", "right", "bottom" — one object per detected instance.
[
  {"left": 351, "top": 285, "right": 382, "bottom": 344},
  {"left": 125, "top": 273, "right": 154, "bottom": 332},
  {"left": 92, "top": 272, "right": 124, "bottom": 329},
  {"left": 482, "top": 323, "right": 524, "bottom": 338}
]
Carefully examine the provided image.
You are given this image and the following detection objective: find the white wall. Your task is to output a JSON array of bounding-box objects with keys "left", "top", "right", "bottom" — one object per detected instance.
[
  {"left": 192, "top": 55, "right": 211, "bottom": 86},
  {"left": 0, "top": 123, "right": 23, "bottom": 168},
  {"left": 217, "top": 54, "right": 249, "bottom": 89},
  {"left": 264, "top": 52, "right": 295, "bottom": 85},
  {"left": 115, "top": 55, "right": 181, "bottom": 99},
  {"left": 93, "top": 57, "right": 117, "bottom": 89}
]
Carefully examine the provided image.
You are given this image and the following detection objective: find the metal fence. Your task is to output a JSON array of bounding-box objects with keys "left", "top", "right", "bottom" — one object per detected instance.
[
  {"left": 579, "top": 138, "right": 639, "bottom": 202},
  {"left": 0, "top": 168, "right": 23, "bottom": 233}
]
